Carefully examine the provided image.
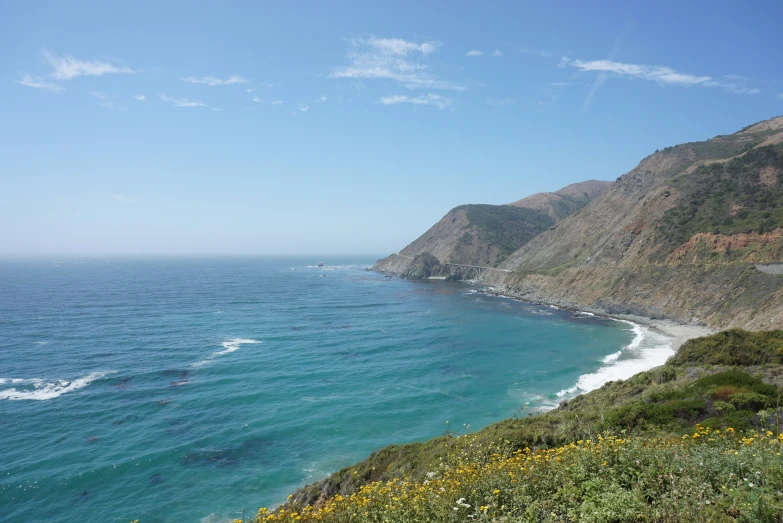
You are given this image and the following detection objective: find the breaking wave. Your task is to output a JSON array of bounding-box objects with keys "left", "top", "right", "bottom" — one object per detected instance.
[
  {"left": 191, "top": 338, "right": 261, "bottom": 368},
  {"left": 555, "top": 321, "right": 673, "bottom": 401},
  {"left": 0, "top": 371, "right": 116, "bottom": 401}
]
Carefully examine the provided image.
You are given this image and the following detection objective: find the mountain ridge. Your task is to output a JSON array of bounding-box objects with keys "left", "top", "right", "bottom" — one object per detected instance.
[
  {"left": 373, "top": 180, "right": 612, "bottom": 276},
  {"left": 375, "top": 115, "right": 783, "bottom": 330}
]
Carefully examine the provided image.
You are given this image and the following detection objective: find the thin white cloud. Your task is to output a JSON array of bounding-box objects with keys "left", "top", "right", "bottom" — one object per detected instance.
[
  {"left": 88, "top": 90, "right": 107, "bottom": 99},
  {"left": 564, "top": 58, "right": 712, "bottom": 86},
  {"left": 779, "top": 93, "right": 783, "bottom": 100},
  {"left": 491, "top": 50, "right": 503, "bottom": 57},
  {"left": 576, "top": 24, "right": 633, "bottom": 110},
  {"left": 113, "top": 194, "right": 138, "bottom": 203},
  {"left": 331, "top": 36, "right": 464, "bottom": 91},
  {"left": 251, "top": 96, "right": 263, "bottom": 103},
  {"left": 246, "top": 88, "right": 255, "bottom": 93},
  {"left": 270, "top": 100, "right": 283, "bottom": 105},
  {"left": 43, "top": 50, "right": 136, "bottom": 80},
  {"left": 365, "top": 37, "right": 439, "bottom": 55},
  {"left": 465, "top": 50, "right": 483, "bottom": 57},
  {"left": 705, "top": 79, "right": 760, "bottom": 95},
  {"left": 16, "top": 74, "right": 63, "bottom": 92},
  {"left": 159, "top": 94, "right": 207, "bottom": 107},
  {"left": 134, "top": 94, "right": 146, "bottom": 101},
  {"left": 298, "top": 104, "right": 309, "bottom": 112},
  {"left": 181, "top": 75, "right": 247, "bottom": 86},
  {"left": 100, "top": 101, "right": 127, "bottom": 111},
  {"left": 563, "top": 57, "right": 763, "bottom": 98},
  {"left": 379, "top": 93, "right": 453, "bottom": 109},
  {"left": 319, "top": 95, "right": 327, "bottom": 102}
]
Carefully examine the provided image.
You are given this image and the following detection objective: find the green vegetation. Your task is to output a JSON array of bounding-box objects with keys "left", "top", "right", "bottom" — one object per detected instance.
[
  {"left": 650, "top": 134, "right": 763, "bottom": 179},
  {"left": 655, "top": 144, "right": 783, "bottom": 256},
  {"left": 263, "top": 329, "right": 783, "bottom": 522},
  {"left": 671, "top": 329, "right": 783, "bottom": 366},
  {"left": 546, "top": 193, "right": 596, "bottom": 222},
  {"left": 454, "top": 204, "right": 554, "bottom": 264},
  {"left": 253, "top": 429, "right": 783, "bottom": 522},
  {"left": 608, "top": 369, "right": 778, "bottom": 432}
]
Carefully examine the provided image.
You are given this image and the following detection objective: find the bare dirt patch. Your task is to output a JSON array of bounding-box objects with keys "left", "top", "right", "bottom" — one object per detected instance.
[
  {"left": 760, "top": 166, "right": 779, "bottom": 187},
  {"left": 668, "top": 229, "right": 783, "bottom": 264},
  {"left": 740, "top": 116, "right": 783, "bottom": 134}
]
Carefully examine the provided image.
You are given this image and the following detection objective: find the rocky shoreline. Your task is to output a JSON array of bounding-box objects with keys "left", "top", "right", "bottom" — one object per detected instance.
[
  {"left": 479, "top": 284, "right": 715, "bottom": 351},
  {"left": 371, "top": 265, "right": 715, "bottom": 351}
]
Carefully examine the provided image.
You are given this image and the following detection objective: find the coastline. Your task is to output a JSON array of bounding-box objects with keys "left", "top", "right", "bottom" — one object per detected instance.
[
  {"left": 472, "top": 281, "right": 717, "bottom": 406},
  {"left": 650, "top": 323, "right": 714, "bottom": 352},
  {"left": 480, "top": 285, "right": 715, "bottom": 352}
]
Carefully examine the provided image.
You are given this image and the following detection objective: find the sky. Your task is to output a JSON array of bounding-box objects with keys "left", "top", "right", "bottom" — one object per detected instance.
[{"left": 2, "top": 1, "right": 782, "bottom": 256}]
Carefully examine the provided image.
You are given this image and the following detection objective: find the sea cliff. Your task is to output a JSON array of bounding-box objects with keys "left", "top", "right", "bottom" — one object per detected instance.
[{"left": 374, "top": 115, "right": 783, "bottom": 332}]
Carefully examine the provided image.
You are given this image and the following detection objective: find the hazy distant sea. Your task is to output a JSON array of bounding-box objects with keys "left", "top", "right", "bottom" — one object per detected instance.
[{"left": 0, "top": 258, "right": 674, "bottom": 522}]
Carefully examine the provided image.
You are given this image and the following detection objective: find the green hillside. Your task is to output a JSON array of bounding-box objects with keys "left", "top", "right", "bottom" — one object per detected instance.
[
  {"left": 656, "top": 143, "right": 783, "bottom": 259},
  {"left": 453, "top": 204, "right": 555, "bottom": 263}
]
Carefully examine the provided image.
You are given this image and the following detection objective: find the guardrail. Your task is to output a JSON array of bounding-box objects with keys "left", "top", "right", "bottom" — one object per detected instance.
[{"left": 755, "top": 263, "right": 783, "bottom": 275}]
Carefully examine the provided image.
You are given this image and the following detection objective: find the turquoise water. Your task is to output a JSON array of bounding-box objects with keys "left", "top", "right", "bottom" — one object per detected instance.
[{"left": 0, "top": 258, "right": 650, "bottom": 522}]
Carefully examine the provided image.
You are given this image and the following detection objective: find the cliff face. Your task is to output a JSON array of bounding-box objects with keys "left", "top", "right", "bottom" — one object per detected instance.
[
  {"left": 373, "top": 181, "right": 611, "bottom": 275},
  {"left": 490, "top": 115, "right": 783, "bottom": 329},
  {"left": 375, "top": 115, "right": 783, "bottom": 329}
]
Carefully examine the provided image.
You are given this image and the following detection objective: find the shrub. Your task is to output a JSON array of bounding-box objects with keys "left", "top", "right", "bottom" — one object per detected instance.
[
  {"left": 254, "top": 429, "right": 783, "bottom": 523},
  {"left": 711, "top": 385, "right": 752, "bottom": 400},
  {"left": 670, "top": 329, "right": 783, "bottom": 367},
  {"left": 691, "top": 370, "right": 777, "bottom": 397}
]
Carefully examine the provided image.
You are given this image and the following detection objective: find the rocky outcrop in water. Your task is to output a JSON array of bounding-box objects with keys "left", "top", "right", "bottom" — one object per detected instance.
[{"left": 401, "top": 252, "right": 443, "bottom": 279}]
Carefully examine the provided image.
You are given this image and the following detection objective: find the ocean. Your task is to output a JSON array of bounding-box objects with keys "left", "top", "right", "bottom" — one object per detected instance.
[{"left": 0, "top": 258, "right": 674, "bottom": 522}]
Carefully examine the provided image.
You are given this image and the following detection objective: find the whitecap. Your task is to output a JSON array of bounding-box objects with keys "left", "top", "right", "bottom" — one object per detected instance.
[
  {"left": 553, "top": 322, "right": 673, "bottom": 404},
  {"left": 0, "top": 378, "right": 33, "bottom": 385},
  {"left": 191, "top": 338, "right": 261, "bottom": 368},
  {"left": 556, "top": 385, "right": 578, "bottom": 398},
  {"left": 0, "top": 371, "right": 116, "bottom": 401}
]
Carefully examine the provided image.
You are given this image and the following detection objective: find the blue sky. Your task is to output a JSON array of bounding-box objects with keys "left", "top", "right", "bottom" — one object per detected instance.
[{"left": 2, "top": 1, "right": 782, "bottom": 256}]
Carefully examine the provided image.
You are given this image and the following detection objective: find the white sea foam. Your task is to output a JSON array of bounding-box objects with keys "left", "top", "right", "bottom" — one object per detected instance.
[
  {"left": 0, "top": 371, "right": 116, "bottom": 401},
  {"left": 0, "top": 378, "right": 33, "bottom": 385},
  {"left": 556, "top": 386, "right": 578, "bottom": 398},
  {"left": 191, "top": 338, "right": 261, "bottom": 368},
  {"left": 554, "top": 321, "right": 673, "bottom": 402}
]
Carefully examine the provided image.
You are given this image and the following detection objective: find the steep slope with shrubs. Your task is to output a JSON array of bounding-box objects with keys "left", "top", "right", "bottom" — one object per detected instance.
[
  {"left": 373, "top": 181, "right": 611, "bottom": 274},
  {"left": 247, "top": 330, "right": 783, "bottom": 522},
  {"left": 494, "top": 116, "right": 783, "bottom": 330}
]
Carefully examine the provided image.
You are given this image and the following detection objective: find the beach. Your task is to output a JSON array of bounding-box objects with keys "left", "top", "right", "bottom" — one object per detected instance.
[{"left": 651, "top": 323, "right": 715, "bottom": 352}]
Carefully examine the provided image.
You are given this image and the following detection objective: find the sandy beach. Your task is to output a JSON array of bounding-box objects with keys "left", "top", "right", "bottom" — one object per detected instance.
[{"left": 651, "top": 323, "right": 716, "bottom": 351}]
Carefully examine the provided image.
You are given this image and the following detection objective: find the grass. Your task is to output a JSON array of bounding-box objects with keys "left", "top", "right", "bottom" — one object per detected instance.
[{"left": 249, "top": 428, "right": 783, "bottom": 522}]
